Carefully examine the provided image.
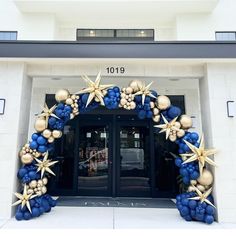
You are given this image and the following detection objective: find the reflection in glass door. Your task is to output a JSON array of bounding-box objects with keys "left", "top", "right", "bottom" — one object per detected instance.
[
  {"left": 78, "top": 125, "right": 110, "bottom": 196},
  {"left": 117, "top": 125, "right": 151, "bottom": 197}
]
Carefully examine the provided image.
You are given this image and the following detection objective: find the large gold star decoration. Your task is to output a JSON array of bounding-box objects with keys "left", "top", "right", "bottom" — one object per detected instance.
[
  {"left": 134, "top": 81, "right": 157, "bottom": 105},
  {"left": 155, "top": 114, "right": 180, "bottom": 140},
  {"left": 76, "top": 72, "right": 114, "bottom": 107},
  {"left": 35, "top": 151, "right": 58, "bottom": 178},
  {"left": 181, "top": 135, "right": 217, "bottom": 176},
  {"left": 38, "top": 103, "right": 60, "bottom": 126},
  {"left": 12, "top": 184, "right": 37, "bottom": 213},
  {"left": 189, "top": 185, "right": 216, "bottom": 208}
]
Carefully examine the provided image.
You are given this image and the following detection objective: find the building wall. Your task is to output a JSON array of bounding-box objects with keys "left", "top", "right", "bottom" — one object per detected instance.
[
  {"left": 1, "top": 0, "right": 236, "bottom": 41},
  {"left": 200, "top": 63, "right": 236, "bottom": 223},
  {"left": 0, "top": 62, "right": 32, "bottom": 219}
]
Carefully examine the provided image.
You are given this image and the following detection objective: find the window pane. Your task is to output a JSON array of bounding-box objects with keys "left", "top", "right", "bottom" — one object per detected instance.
[
  {"left": 216, "top": 32, "right": 236, "bottom": 41},
  {"left": 0, "top": 31, "right": 17, "bottom": 40}
]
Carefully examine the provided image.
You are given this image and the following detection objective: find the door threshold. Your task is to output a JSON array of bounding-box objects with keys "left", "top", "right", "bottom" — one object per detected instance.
[{"left": 56, "top": 196, "right": 176, "bottom": 208}]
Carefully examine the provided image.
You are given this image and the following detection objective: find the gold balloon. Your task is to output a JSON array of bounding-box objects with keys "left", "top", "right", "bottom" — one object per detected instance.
[
  {"left": 29, "top": 180, "right": 37, "bottom": 188},
  {"left": 169, "top": 134, "right": 177, "bottom": 142},
  {"left": 48, "top": 136, "right": 55, "bottom": 143},
  {"left": 153, "top": 115, "right": 160, "bottom": 123},
  {"left": 180, "top": 115, "right": 192, "bottom": 129},
  {"left": 196, "top": 184, "right": 205, "bottom": 192},
  {"left": 55, "top": 89, "right": 70, "bottom": 102},
  {"left": 42, "top": 129, "right": 52, "bottom": 139},
  {"left": 126, "top": 87, "right": 133, "bottom": 94},
  {"left": 34, "top": 118, "right": 47, "bottom": 132},
  {"left": 153, "top": 108, "right": 159, "bottom": 116},
  {"left": 190, "top": 180, "right": 197, "bottom": 185},
  {"left": 177, "top": 129, "right": 185, "bottom": 138},
  {"left": 197, "top": 169, "right": 214, "bottom": 186},
  {"left": 129, "top": 80, "right": 144, "bottom": 93},
  {"left": 130, "top": 101, "right": 136, "bottom": 109},
  {"left": 21, "top": 153, "right": 34, "bottom": 164},
  {"left": 41, "top": 186, "right": 47, "bottom": 194},
  {"left": 52, "top": 130, "right": 62, "bottom": 139},
  {"left": 156, "top": 95, "right": 171, "bottom": 110},
  {"left": 188, "top": 186, "right": 195, "bottom": 192},
  {"left": 66, "top": 98, "right": 73, "bottom": 105},
  {"left": 42, "top": 177, "right": 48, "bottom": 185},
  {"left": 120, "top": 98, "right": 127, "bottom": 106}
]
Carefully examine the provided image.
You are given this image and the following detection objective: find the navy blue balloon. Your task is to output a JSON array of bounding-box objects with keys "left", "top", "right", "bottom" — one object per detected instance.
[
  {"left": 38, "top": 145, "right": 47, "bottom": 153},
  {"left": 138, "top": 110, "right": 146, "bottom": 119},
  {"left": 81, "top": 93, "right": 89, "bottom": 104},
  {"left": 190, "top": 171, "right": 200, "bottom": 180},
  {"left": 188, "top": 200, "right": 197, "bottom": 209},
  {"left": 15, "top": 212, "right": 24, "bottom": 221},
  {"left": 146, "top": 111, "right": 153, "bottom": 119},
  {"left": 32, "top": 207, "right": 40, "bottom": 217},
  {"left": 175, "top": 158, "right": 182, "bottom": 167},
  {"left": 18, "top": 168, "right": 28, "bottom": 178},
  {"left": 167, "top": 106, "right": 181, "bottom": 119},
  {"left": 180, "top": 206, "right": 189, "bottom": 216},
  {"left": 30, "top": 141, "right": 38, "bottom": 150},
  {"left": 23, "top": 212, "right": 32, "bottom": 220},
  {"left": 37, "top": 136, "right": 47, "bottom": 145},
  {"left": 48, "top": 117, "right": 56, "bottom": 126},
  {"left": 31, "top": 133, "right": 39, "bottom": 141},
  {"left": 28, "top": 171, "right": 37, "bottom": 179},
  {"left": 206, "top": 205, "right": 215, "bottom": 215},
  {"left": 205, "top": 215, "right": 214, "bottom": 224}
]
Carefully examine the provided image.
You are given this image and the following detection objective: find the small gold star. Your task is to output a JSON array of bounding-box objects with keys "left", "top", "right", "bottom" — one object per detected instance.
[
  {"left": 38, "top": 103, "right": 60, "bottom": 126},
  {"left": 35, "top": 151, "right": 58, "bottom": 178},
  {"left": 12, "top": 184, "right": 37, "bottom": 213},
  {"left": 134, "top": 81, "right": 156, "bottom": 105},
  {"left": 189, "top": 185, "right": 216, "bottom": 208},
  {"left": 154, "top": 114, "right": 180, "bottom": 140},
  {"left": 76, "top": 72, "right": 114, "bottom": 107},
  {"left": 181, "top": 135, "right": 217, "bottom": 176}
]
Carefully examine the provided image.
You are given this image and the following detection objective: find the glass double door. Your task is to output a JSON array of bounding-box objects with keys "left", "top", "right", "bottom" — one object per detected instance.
[{"left": 77, "top": 115, "right": 151, "bottom": 197}]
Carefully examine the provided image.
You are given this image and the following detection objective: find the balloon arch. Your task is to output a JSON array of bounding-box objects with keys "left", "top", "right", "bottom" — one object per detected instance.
[{"left": 14, "top": 73, "right": 217, "bottom": 224}]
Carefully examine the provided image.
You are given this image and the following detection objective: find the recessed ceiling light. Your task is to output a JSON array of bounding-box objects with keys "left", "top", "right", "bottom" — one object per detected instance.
[
  {"left": 90, "top": 30, "right": 94, "bottom": 34},
  {"left": 140, "top": 30, "right": 145, "bottom": 34}
]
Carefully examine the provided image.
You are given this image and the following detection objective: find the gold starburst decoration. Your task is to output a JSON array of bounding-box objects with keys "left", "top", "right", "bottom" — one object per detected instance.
[
  {"left": 76, "top": 72, "right": 114, "bottom": 107},
  {"left": 189, "top": 185, "right": 216, "bottom": 208},
  {"left": 134, "top": 81, "right": 156, "bottom": 105},
  {"left": 154, "top": 114, "right": 180, "bottom": 140},
  {"left": 38, "top": 103, "right": 60, "bottom": 126},
  {"left": 181, "top": 135, "right": 217, "bottom": 176},
  {"left": 35, "top": 151, "right": 58, "bottom": 178},
  {"left": 12, "top": 184, "right": 37, "bottom": 213}
]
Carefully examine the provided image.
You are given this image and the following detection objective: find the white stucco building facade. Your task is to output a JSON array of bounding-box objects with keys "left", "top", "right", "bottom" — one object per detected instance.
[{"left": 0, "top": 0, "right": 236, "bottom": 225}]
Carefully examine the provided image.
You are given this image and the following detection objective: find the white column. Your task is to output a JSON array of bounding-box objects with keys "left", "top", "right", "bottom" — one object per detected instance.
[
  {"left": 0, "top": 62, "right": 32, "bottom": 219},
  {"left": 200, "top": 63, "right": 236, "bottom": 223}
]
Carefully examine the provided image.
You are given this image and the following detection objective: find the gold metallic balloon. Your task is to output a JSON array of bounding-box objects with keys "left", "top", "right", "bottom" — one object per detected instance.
[
  {"left": 156, "top": 95, "right": 171, "bottom": 110},
  {"left": 169, "top": 134, "right": 177, "bottom": 142},
  {"left": 177, "top": 129, "right": 185, "bottom": 138},
  {"left": 55, "top": 89, "right": 70, "bottom": 102},
  {"left": 52, "top": 130, "right": 62, "bottom": 139},
  {"left": 130, "top": 101, "right": 136, "bottom": 109},
  {"left": 34, "top": 118, "right": 47, "bottom": 132},
  {"left": 153, "top": 108, "right": 159, "bottom": 116},
  {"left": 197, "top": 169, "right": 214, "bottom": 186},
  {"left": 126, "top": 87, "right": 133, "bottom": 94},
  {"left": 42, "top": 129, "right": 52, "bottom": 139},
  {"left": 196, "top": 184, "right": 205, "bottom": 192},
  {"left": 42, "top": 177, "right": 48, "bottom": 185},
  {"left": 65, "top": 98, "right": 73, "bottom": 105},
  {"left": 129, "top": 80, "right": 144, "bottom": 93},
  {"left": 29, "top": 180, "right": 37, "bottom": 189},
  {"left": 188, "top": 186, "right": 195, "bottom": 192},
  {"left": 180, "top": 115, "right": 192, "bottom": 129},
  {"left": 48, "top": 136, "right": 55, "bottom": 143},
  {"left": 21, "top": 153, "right": 34, "bottom": 164},
  {"left": 120, "top": 98, "right": 127, "bottom": 106},
  {"left": 41, "top": 186, "right": 47, "bottom": 194},
  {"left": 190, "top": 180, "right": 197, "bottom": 185},
  {"left": 153, "top": 115, "right": 160, "bottom": 123}
]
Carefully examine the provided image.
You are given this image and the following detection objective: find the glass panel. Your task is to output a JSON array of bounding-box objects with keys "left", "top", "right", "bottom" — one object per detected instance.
[
  {"left": 119, "top": 126, "right": 150, "bottom": 196},
  {"left": 0, "top": 32, "right": 17, "bottom": 40},
  {"left": 78, "top": 125, "right": 109, "bottom": 194},
  {"left": 216, "top": 32, "right": 236, "bottom": 41},
  {"left": 116, "top": 29, "right": 154, "bottom": 38}
]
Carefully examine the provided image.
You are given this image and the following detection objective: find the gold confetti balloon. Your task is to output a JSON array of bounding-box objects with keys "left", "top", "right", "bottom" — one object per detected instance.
[
  {"left": 21, "top": 153, "right": 34, "bottom": 164},
  {"left": 42, "top": 129, "right": 52, "bottom": 139},
  {"left": 55, "top": 89, "right": 70, "bottom": 102},
  {"left": 197, "top": 169, "right": 214, "bottom": 186},
  {"left": 48, "top": 136, "right": 55, "bottom": 143},
  {"left": 156, "top": 95, "right": 171, "bottom": 110},
  {"left": 65, "top": 98, "right": 73, "bottom": 105},
  {"left": 34, "top": 118, "right": 47, "bottom": 132},
  {"left": 180, "top": 115, "right": 192, "bottom": 129}
]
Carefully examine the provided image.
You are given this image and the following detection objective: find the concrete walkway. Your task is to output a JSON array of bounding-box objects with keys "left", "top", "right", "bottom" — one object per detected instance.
[{"left": 1, "top": 207, "right": 236, "bottom": 229}]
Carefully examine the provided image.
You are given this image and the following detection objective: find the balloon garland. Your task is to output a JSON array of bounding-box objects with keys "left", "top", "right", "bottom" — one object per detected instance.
[{"left": 14, "top": 72, "right": 217, "bottom": 224}]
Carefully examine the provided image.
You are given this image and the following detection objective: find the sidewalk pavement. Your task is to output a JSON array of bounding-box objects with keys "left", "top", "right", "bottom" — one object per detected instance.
[{"left": 1, "top": 207, "right": 236, "bottom": 229}]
